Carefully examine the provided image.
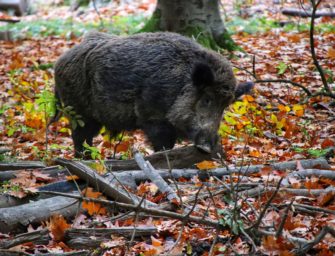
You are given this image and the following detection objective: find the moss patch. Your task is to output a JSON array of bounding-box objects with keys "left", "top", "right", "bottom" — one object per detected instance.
[
  {"left": 183, "top": 26, "right": 239, "bottom": 51},
  {"left": 182, "top": 26, "right": 218, "bottom": 50},
  {"left": 215, "top": 32, "right": 241, "bottom": 52},
  {"left": 139, "top": 9, "right": 161, "bottom": 33}
]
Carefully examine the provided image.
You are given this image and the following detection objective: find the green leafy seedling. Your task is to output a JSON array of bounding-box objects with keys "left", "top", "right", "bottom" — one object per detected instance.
[{"left": 277, "top": 62, "right": 288, "bottom": 75}]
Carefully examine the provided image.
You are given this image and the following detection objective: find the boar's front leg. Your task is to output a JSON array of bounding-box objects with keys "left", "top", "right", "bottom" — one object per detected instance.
[
  {"left": 72, "top": 119, "right": 102, "bottom": 158},
  {"left": 143, "top": 121, "right": 177, "bottom": 152}
]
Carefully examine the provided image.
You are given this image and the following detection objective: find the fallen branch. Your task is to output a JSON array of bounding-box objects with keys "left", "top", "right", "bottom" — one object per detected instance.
[
  {"left": 283, "top": 169, "right": 335, "bottom": 186},
  {"left": 282, "top": 8, "right": 335, "bottom": 18},
  {"left": 92, "top": 145, "right": 217, "bottom": 171},
  {"left": 0, "top": 180, "right": 86, "bottom": 209},
  {"left": 0, "top": 196, "right": 79, "bottom": 234},
  {"left": 38, "top": 191, "right": 221, "bottom": 228},
  {"left": 0, "top": 228, "right": 49, "bottom": 249},
  {"left": 65, "top": 226, "right": 156, "bottom": 249},
  {"left": 0, "top": 250, "right": 31, "bottom": 256},
  {"left": 290, "top": 169, "right": 335, "bottom": 179},
  {"left": 292, "top": 226, "right": 335, "bottom": 255},
  {"left": 240, "top": 185, "right": 335, "bottom": 198},
  {"left": 0, "top": 166, "right": 67, "bottom": 183},
  {"left": 0, "top": 250, "right": 90, "bottom": 256},
  {"left": 259, "top": 229, "right": 309, "bottom": 246},
  {"left": 107, "top": 158, "right": 329, "bottom": 188},
  {"left": 55, "top": 158, "right": 156, "bottom": 208},
  {"left": 292, "top": 203, "right": 335, "bottom": 216},
  {"left": 134, "top": 152, "right": 179, "bottom": 203},
  {"left": 276, "top": 204, "right": 335, "bottom": 215},
  {"left": 0, "top": 194, "right": 32, "bottom": 208},
  {"left": 0, "top": 161, "right": 45, "bottom": 171}
]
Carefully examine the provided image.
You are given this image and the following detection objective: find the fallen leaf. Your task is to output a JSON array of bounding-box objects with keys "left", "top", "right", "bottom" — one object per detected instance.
[
  {"left": 48, "top": 214, "right": 70, "bottom": 242},
  {"left": 327, "top": 48, "right": 335, "bottom": 59},
  {"left": 196, "top": 160, "right": 218, "bottom": 170},
  {"left": 82, "top": 187, "right": 107, "bottom": 215},
  {"left": 66, "top": 175, "right": 80, "bottom": 181}
]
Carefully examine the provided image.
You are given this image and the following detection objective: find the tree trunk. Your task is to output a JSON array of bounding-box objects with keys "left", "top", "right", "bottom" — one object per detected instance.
[{"left": 140, "top": 0, "right": 237, "bottom": 51}]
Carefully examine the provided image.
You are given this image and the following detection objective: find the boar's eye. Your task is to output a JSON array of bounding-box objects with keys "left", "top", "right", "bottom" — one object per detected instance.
[{"left": 201, "top": 96, "right": 212, "bottom": 107}]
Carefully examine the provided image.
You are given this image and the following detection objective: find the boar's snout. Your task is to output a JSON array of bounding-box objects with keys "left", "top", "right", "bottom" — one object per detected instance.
[
  {"left": 235, "top": 81, "right": 254, "bottom": 99},
  {"left": 194, "top": 130, "right": 219, "bottom": 154}
]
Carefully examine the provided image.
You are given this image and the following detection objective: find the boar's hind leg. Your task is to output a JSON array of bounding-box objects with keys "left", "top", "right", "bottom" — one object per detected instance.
[
  {"left": 72, "top": 120, "right": 102, "bottom": 158},
  {"left": 143, "top": 121, "right": 177, "bottom": 152}
]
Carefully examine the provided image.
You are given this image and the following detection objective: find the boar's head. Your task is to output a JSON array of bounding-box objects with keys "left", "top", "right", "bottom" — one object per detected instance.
[{"left": 167, "top": 62, "right": 253, "bottom": 153}]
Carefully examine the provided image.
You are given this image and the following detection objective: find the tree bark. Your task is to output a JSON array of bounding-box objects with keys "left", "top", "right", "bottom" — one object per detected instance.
[{"left": 140, "top": 0, "right": 237, "bottom": 51}]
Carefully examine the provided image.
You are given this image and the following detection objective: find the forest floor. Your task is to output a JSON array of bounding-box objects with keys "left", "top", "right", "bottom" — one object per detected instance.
[{"left": 0, "top": 0, "right": 335, "bottom": 255}]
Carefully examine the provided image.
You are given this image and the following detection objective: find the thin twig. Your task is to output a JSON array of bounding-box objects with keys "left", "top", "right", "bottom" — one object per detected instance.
[
  {"left": 92, "top": 0, "right": 104, "bottom": 29},
  {"left": 208, "top": 231, "right": 219, "bottom": 256},
  {"left": 250, "top": 178, "right": 283, "bottom": 231},
  {"left": 255, "top": 79, "right": 312, "bottom": 96},
  {"left": 128, "top": 196, "right": 145, "bottom": 249},
  {"left": 113, "top": 131, "right": 124, "bottom": 159},
  {"left": 292, "top": 225, "right": 335, "bottom": 255},
  {"left": 309, "top": 0, "right": 333, "bottom": 95},
  {"left": 38, "top": 191, "right": 221, "bottom": 228},
  {"left": 276, "top": 199, "right": 294, "bottom": 238}
]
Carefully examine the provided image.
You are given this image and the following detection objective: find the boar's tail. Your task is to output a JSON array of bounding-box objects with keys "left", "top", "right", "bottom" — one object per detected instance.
[
  {"left": 48, "top": 89, "right": 62, "bottom": 127},
  {"left": 234, "top": 82, "right": 254, "bottom": 99}
]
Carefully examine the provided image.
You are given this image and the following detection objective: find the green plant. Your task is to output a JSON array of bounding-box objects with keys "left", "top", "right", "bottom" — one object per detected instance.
[
  {"left": 226, "top": 17, "right": 280, "bottom": 34},
  {"left": 60, "top": 105, "right": 85, "bottom": 130},
  {"left": 32, "top": 62, "right": 54, "bottom": 71},
  {"left": 6, "top": 124, "right": 34, "bottom": 137},
  {"left": 277, "top": 62, "right": 288, "bottom": 75},
  {"left": 0, "top": 104, "right": 10, "bottom": 115},
  {"left": 0, "top": 181, "right": 20, "bottom": 194},
  {"left": 0, "top": 15, "right": 147, "bottom": 39},
  {"left": 36, "top": 89, "right": 57, "bottom": 119},
  {"left": 218, "top": 207, "right": 244, "bottom": 235},
  {"left": 83, "top": 142, "right": 102, "bottom": 160},
  {"left": 293, "top": 147, "right": 329, "bottom": 158},
  {"left": 324, "top": 69, "right": 334, "bottom": 83},
  {"left": 32, "top": 146, "right": 46, "bottom": 159}
]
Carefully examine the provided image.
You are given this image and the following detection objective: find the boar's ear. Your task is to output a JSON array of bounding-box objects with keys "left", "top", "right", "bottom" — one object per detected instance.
[{"left": 192, "top": 63, "right": 214, "bottom": 89}]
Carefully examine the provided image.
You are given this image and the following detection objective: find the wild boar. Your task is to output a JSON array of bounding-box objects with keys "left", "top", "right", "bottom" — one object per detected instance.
[{"left": 54, "top": 31, "right": 253, "bottom": 157}]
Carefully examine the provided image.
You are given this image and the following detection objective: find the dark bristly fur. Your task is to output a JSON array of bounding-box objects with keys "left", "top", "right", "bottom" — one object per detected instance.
[{"left": 54, "top": 31, "right": 252, "bottom": 157}]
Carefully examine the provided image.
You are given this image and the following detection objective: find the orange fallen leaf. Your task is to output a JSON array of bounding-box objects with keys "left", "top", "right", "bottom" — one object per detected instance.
[
  {"left": 278, "top": 104, "right": 290, "bottom": 113},
  {"left": 196, "top": 160, "right": 218, "bottom": 170},
  {"left": 115, "top": 141, "right": 130, "bottom": 153},
  {"left": 243, "top": 94, "right": 255, "bottom": 102},
  {"left": 249, "top": 149, "right": 261, "bottom": 158},
  {"left": 82, "top": 187, "right": 107, "bottom": 215},
  {"left": 317, "top": 191, "right": 335, "bottom": 206},
  {"left": 151, "top": 236, "right": 162, "bottom": 247},
  {"left": 293, "top": 104, "right": 304, "bottom": 117},
  {"left": 143, "top": 248, "right": 158, "bottom": 256},
  {"left": 287, "top": 34, "right": 301, "bottom": 43},
  {"left": 66, "top": 175, "right": 80, "bottom": 181},
  {"left": 48, "top": 214, "right": 70, "bottom": 242},
  {"left": 327, "top": 48, "right": 335, "bottom": 59}
]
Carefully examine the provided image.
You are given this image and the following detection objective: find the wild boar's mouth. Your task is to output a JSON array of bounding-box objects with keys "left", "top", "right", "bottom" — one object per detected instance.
[
  {"left": 193, "top": 129, "right": 217, "bottom": 154},
  {"left": 195, "top": 144, "right": 212, "bottom": 154}
]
